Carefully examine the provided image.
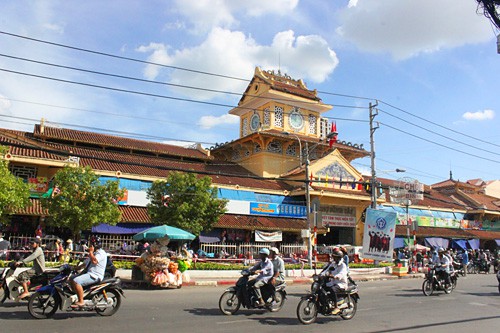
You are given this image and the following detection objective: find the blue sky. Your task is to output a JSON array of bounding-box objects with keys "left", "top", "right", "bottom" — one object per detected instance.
[{"left": 0, "top": 0, "right": 499, "bottom": 186}]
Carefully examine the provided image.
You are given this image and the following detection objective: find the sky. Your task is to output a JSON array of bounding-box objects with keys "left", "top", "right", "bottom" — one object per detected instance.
[{"left": 0, "top": 0, "right": 499, "bottom": 186}]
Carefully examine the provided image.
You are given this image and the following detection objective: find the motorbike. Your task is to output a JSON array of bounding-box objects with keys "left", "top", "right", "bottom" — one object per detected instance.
[
  {"left": 219, "top": 269, "right": 287, "bottom": 315},
  {"left": 296, "top": 274, "right": 359, "bottom": 325},
  {"left": 0, "top": 261, "right": 59, "bottom": 303},
  {"left": 422, "top": 264, "right": 458, "bottom": 296},
  {"left": 27, "top": 264, "right": 124, "bottom": 319}
]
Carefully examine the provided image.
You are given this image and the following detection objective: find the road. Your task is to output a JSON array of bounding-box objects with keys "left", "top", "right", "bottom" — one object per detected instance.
[{"left": 0, "top": 274, "right": 498, "bottom": 332}]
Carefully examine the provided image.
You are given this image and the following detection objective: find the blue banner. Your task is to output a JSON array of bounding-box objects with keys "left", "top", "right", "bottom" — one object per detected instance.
[{"left": 362, "top": 208, "right": 397, "bottom": 261}]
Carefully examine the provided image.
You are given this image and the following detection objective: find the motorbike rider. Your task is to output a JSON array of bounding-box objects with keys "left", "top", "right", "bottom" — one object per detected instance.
[
  {"left": 320, "top": 249, "right": 348, "bottom": 315},
  {"left": 461, "top": 249, "right": 469, "bottom": 277},
  {"left": 248, "top": 248, "right": 274, "bottom": 306},
  {"left": 435, "top": 247, "right": 451, "bottom": 286},
  {"left": 269, "top": 247, "right": 285, "bottom": 286},
  {"left": 70, "top": 236, "right": 107, "bottom": 308},
  {"left": 16, "top": 237, "right": 46, "bottom": 299}
]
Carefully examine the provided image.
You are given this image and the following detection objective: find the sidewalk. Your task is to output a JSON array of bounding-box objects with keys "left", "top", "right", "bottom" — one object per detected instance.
[{"left": 116, "top": 268, "right": 425, "bottom": 288}]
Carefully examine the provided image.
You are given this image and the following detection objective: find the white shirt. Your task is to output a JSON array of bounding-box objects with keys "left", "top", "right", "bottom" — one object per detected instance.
[
  {"left": 435, "top": 255, "right": 450, "bottom": 273},
  {"left": 321, "top": 258, "right": 348, "bottom": 289},
  {"left": 84, "top": 249, "right": 107, "bottom": 280}
]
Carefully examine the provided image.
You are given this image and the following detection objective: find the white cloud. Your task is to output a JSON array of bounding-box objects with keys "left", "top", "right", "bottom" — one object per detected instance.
[
  {"left": 462, "top": 109, "right": 495, "bottom": 121},
  {"left": 0, "top": 95, "right": 12, "bottom": 111},
  {"left": 337, "top": 0, "right": 492, "bottom": 60},
  {"left": 173, "top": 0, "right": 298, "bottom": 34},
  {"left": 137, "top": 28, "right": 338, "bottom": 100},
  {"left": 198, "top": 114, "right": 239, "bottom": 129}
]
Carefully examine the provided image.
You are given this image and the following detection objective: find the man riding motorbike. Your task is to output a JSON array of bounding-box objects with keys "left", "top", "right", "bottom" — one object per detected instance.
[
  {"left": 269, "top": 247, "right": 285, "bottom": 286},
  {"left": 248, "top": 248, "right": 273, "bottom": 306},
  {"left": 16, "top": 237, "right": 46, "bottom": 299},
  {"left": 70, "top": 236, "right": 107, "bottom": 308},
  {"left": 320, "top": 249, "right": 348, "bottom": 315},
  {"left": 435, "top": 247, "right": 451, "bottom": 286}
]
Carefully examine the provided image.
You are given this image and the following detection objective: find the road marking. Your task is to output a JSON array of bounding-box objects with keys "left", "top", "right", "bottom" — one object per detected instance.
[
  {"left": 469, "top": 302, "right": 487, "bottom": 306},
  {"left": 218, "top": 319, "right": 254, "bottom": 325}
]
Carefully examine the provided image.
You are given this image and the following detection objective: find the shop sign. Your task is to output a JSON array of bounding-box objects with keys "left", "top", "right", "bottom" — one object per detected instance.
[
  {"left": 250, "top": 202, "right": 279, "bottom": 215},
  {"left": 322, "top": 214, "right": 356, "bottom": 227},
  {"left": 255, "top": 230, "right": 282, "bottom": 242}
]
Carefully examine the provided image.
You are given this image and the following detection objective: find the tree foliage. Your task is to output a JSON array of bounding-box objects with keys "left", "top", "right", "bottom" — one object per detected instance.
[
  {"left": 0, "top": 146, "right": 31, "bottom": 222},
  {"left": 41, "top": 165, "right": 124, "bottom": 239},
  {"left": 146, "top": 171, "right": 227, "bottom": 236}
]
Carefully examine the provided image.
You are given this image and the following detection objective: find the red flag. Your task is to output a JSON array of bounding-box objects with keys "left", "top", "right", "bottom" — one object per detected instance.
[
  {"left": 329, "top": 122, "right": 338, "bottom": 148},
  {"left": 310, "top": 172, "right": 314, "bottom": 181}
]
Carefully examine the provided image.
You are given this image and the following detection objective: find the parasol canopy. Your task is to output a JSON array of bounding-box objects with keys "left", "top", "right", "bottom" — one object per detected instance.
[{"left": 132, "top": 225, "right": 195, "bottom": 242}]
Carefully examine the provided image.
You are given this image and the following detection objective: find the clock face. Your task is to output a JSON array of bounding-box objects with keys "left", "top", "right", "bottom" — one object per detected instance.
[
  {"left": 289, "top": 109, "right": 304, "bottom": 130},
  {"left": 250, "top": 113, "right": 260, "bottom": 131}
]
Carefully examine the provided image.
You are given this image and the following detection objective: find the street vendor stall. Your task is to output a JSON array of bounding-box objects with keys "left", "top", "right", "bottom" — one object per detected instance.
[{"left": 132, "top": 225, "right": 195, "bottom": 288}]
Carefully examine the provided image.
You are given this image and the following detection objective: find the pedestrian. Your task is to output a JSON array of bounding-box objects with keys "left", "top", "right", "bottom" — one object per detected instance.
[{"left": 0, "top": 232, "right": 11, "bottom": 260}]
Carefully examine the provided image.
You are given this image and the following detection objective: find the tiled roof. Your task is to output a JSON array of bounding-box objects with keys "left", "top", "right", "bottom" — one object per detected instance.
[
  {"left": 33, "top": 125, "right": 211, "bottom": 160},
  {"left": 463, "top": 229, "right": 500, "bottom": 240},
  {"left": 119, "top": 206, "right": 150, "bottom": 223},
  {"left": 216, "top": 214, "right": 307, "bottom": 232},
  {"left": 1, "top": 128, "right": 290, "bottom": 192},
  {"left": 458, "top": 191, "right": 500, "bottom": 212},
  {"left": 14, "top": 198, "right": 48, "bottom": 216},
  {"left": 270, "top": 80, "right": 319, "bottom": 101}
]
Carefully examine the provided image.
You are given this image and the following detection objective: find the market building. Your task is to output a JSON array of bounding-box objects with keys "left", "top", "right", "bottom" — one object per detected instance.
[{"left": 1, "top": 67, "right": 499, "bottom": 254}]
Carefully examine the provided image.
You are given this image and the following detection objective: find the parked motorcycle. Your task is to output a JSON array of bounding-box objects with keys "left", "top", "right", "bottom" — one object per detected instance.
[
  {"left": 422, "top": 264, "right": 458, "bottom": 296},
  {"left": 27, "top": 264, "right": 124, "bottom": 319},
  {"left": 0, "top": 261, "right": 59, "bottom": 303},
  {"left": 296, "top": 274, "right": 359, "bottom": 325},
  {"left": 218, "top": 269, "right": 286, "bottom": 315}
]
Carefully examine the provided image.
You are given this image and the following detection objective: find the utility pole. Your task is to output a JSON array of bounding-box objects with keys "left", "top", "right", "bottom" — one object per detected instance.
[
  {"left": 369, "top": 102, "right": 379, "bottom": 209},
  {"left": 304, "top": 142, "right": 312, "bottom": 267}
]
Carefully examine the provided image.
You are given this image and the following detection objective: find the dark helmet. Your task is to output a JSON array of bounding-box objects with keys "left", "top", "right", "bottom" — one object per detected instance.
[{"left": 89, "top": 235, "right": 102, "bottom": 249}]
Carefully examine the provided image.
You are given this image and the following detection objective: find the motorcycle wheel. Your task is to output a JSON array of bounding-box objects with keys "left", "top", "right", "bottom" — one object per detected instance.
[
  {"left": 28, "top": 291, "right": 59, "bottom": 319},
  {"left": 340, "top": 298, "right": 357, "bottom": 320},
  {"left": 96, "top": 289, "right": 122, "bottom": 316},
  {"left": 0, "top": 284, "right": 7, "bottom": 303},
  {"left": 267, "top": 290, "right": 285, "bottom": 312},
  {"left": 219, "top": 291, "right": 240, "bottom": 315},
  {"left": 422, "top": 280, "right": 433, "bottom": 296},
  {"left": 443, "top": 283, "right": 453, "bottom": 294},
  {"left": 296, "top": 298, "right": 318, "bottom": 325}
]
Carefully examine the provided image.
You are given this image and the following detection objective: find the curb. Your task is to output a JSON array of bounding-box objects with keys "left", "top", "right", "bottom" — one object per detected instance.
[{"left": 120, "top": 273, "right": 424, "bottom": 288}]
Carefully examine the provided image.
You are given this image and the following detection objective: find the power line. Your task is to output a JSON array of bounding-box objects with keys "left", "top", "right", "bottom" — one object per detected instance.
[
  {"left": 378, "top": 100, "right": 500, "bottom": 149},
  {"left": 378, "top": 107, "right": 500, "bottom": 157},
  {"left": 379, "top": 121, "right": 500, "bottom": 164}
]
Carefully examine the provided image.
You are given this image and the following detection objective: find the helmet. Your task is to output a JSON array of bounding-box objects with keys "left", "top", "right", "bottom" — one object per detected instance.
[
  {"left": 270, "top": 247, "right": 279, "bottom": 255},
  {"left": 89, "top": 235, "right": 102, "bottom": 249},
  {"left": 259, "top": 248, "right": 270, "bottom": 256},
  {"left": 332, "top": 250, "right": 343, "bottom": 258},
  {"left": 437, "top": 247, "right": 445, "bottom": 253}
]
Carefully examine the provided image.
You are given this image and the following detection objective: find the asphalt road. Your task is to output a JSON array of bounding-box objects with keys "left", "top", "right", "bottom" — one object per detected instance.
[{"left": 0, "top": 274, "right": 498, "bottom": 333}]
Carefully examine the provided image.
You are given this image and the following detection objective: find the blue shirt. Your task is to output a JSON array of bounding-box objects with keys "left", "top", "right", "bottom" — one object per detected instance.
[{"left": 461, "top": 251, "right": 469, "bottom": 265}]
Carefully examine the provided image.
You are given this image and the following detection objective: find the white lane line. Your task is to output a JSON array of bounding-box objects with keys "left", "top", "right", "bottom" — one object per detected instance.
[{"left": 217, "top": 319, "right": 254, "bottom": 325}]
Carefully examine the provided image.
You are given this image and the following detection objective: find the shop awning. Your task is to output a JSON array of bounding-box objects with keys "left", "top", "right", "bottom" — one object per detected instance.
[
  {"left": 468, "top": 239, "right": 480, "bottom": 250},
  {"left": 424, "top": 237, "right": 449, "bottom": 249},
  {"left": 451, "top": 239, "right": 468, "bottom": 250},
  {"left": 199, "top": 231, "right": 221, "bottom": 244},
  {"left": 393, "top": 237, "right": 406, "bottom": 249},
  {"left": 92, "top": 223, "right": 153, "bottom": 235}
]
